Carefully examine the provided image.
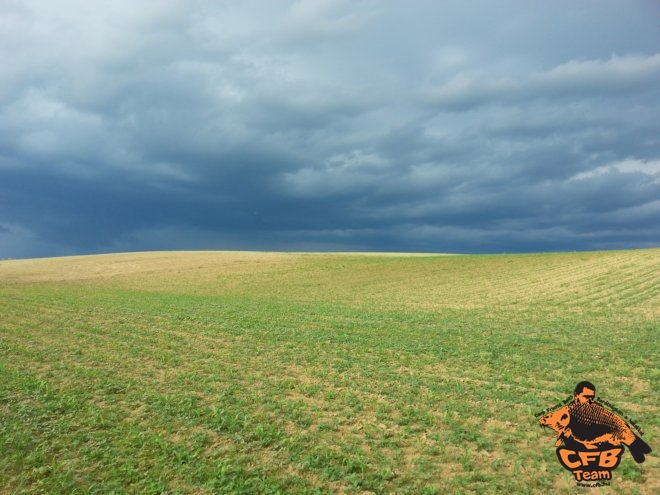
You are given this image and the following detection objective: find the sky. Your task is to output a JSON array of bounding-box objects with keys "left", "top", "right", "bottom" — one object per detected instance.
[{"left": 1, "top": 0, "right": 660, "bottom": 258}]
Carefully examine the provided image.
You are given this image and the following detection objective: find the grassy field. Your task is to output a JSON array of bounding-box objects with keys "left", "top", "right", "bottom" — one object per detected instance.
[{"left": 1, "top": 249, "right": 658, "bottom": 494}]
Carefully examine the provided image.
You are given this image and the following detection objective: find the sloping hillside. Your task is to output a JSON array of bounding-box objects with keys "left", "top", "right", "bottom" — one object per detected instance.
[
  {"left": 2, "top": 249, "right": 659, "bottom": 312},
  {"left": 1, "top": 249, "right": 658, "bottom": 494}
]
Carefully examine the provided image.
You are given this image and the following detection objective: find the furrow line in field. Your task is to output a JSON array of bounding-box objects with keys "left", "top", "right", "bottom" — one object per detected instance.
[
  {"left": 495, "top": 275, "right": 648, "bottom": 308},
  {"left": 554, "top": 259, "right": 658, "bottom": 304},
  {"left": 611, "top": 278, "right": 659, "bottom": 300},
  {"left": 565, "top": 273, "right": 657, "bottom": 307},
  {"left": 0, "top": 301, "right": 73, "bottom": 325},
  {"left": 476, "top": 257, "right": 628, "bottom": 305},
  {"left": 605, "top": 271, "right": 659, "bottom": 302}
]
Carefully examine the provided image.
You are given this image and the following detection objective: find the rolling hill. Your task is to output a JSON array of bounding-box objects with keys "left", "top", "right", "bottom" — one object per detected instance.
[{"left": 1, "top": 249, "right": 658, "bottom": 493}]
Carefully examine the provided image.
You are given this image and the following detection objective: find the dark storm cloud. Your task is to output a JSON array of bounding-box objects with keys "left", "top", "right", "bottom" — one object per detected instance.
[{"left": 1, "top": 0, "right": 659, "bottom": 258}]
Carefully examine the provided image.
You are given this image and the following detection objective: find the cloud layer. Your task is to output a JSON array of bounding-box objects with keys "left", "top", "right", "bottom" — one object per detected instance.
[{"left": 1, "top": 0, "right": 660, "bottom": 257}]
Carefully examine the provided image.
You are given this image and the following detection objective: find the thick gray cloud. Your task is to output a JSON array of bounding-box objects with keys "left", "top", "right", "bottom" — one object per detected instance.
[{"left": 1, "top": 0, "right": 659, "bottom": 258}]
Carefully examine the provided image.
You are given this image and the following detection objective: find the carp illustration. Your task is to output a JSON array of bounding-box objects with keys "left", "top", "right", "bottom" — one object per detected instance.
[{"left": 540, "top": 399, "right": 652, "bottom": 463}]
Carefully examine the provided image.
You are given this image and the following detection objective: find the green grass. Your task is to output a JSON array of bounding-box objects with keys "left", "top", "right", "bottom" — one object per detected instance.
[{"left": 1, "top": 249, "right": 658, "bottom": 493}]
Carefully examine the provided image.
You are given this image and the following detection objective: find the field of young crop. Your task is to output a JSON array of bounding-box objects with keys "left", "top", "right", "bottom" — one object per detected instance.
[{"left": 1, "top": 249, "right": 658, "bottom": 494}]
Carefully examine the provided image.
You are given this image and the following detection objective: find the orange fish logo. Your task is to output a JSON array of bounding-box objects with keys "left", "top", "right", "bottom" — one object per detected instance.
[{"left": 538, "top": 381, "right": 652, "bottom": 486}]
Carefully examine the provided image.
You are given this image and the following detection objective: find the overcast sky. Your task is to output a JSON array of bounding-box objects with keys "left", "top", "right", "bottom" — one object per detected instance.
[{"left": 1, "top": 0, "right": 660, "bottom": 258}]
